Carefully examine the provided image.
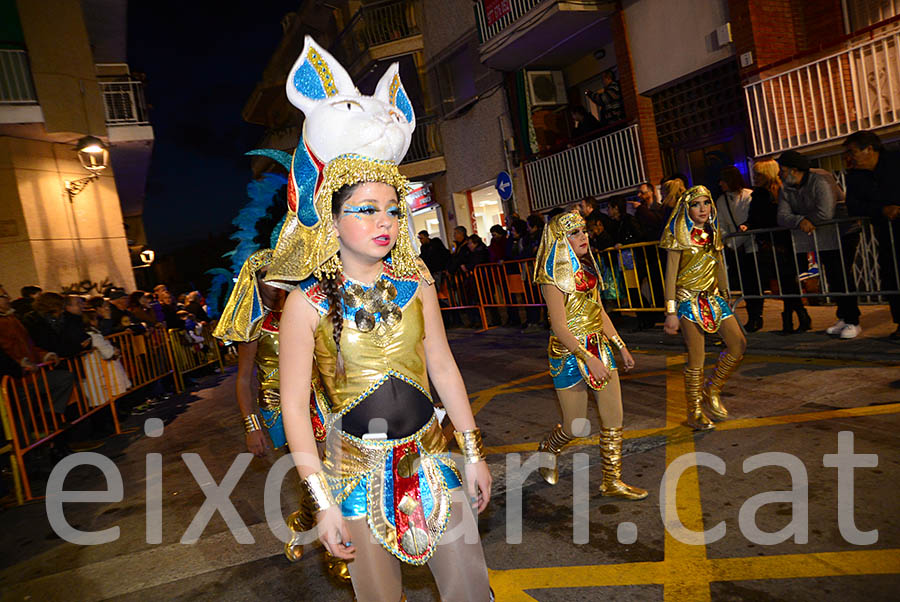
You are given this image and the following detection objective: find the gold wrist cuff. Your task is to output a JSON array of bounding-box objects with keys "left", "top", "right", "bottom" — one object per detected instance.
[
  {"left": 454, "top": 428, "right": 486, "bottom": 464},
  {"left": 610, "top": 335, "right": 626, "bottom": 350},
  {"left": 304, "top": 472, "right": 336, "bottom": 513},
  {"left": 666, "top": 300, "right": 677, "bottom": 314},
  {"left": 573, "top": 345, "right": 593, "bottom": 362},
  {"left": 243, "top": 414, "right": 262, "bottom": 433}
]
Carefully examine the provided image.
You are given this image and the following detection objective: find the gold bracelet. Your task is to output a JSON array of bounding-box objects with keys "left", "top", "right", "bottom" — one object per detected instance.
[
  {"left": 454, "top": 428, "right": 486, "bottom": 464},
  {"left": 573, "top": 345, "right": 593, "bottom": 363},
  {"left": 243, "top": 414, "right": 262, "bottom": 433},
  {"left": 666, "top": 300, "right": 677, "bottom": 314},
  {"left": 304, "top": 472, "right": 336, "bottom": 513},
  {"left": 610, "top": 335, "right": 626, "bottom": 350}
]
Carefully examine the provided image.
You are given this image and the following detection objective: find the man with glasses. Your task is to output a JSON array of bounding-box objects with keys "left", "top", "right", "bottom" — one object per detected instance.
[{"left": 843, "top": 131, "right": 900, "bottom": 340}]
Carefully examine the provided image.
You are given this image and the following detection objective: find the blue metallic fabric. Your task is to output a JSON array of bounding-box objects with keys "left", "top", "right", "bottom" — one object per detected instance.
[
  {"left": 292, "top": 141, "right": 321, "bottom": 227},
  {"left": 549, "top": 336, "right": 617, "bottom": 390},
  {"left": 293, "top": 59, "right": 327, "bottom": 101},
  {"left": 260, "top": 407, "right": 286, "bottom": 449},
  {"left": 341, "top": 478, "right": 368, "bottom": 518},
  {"left": 245, "top": 149, "right": 293, "bottom": 172},
  {"left": 676, "top": 293, "right": 733, "bottom": 332}
]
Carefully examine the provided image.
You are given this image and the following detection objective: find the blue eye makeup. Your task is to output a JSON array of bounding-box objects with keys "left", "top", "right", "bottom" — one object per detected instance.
[
  {"left": 343, "top": 204, "right": 376, "bottom": 218},
  {"left": 387, "top": 206, "right": 401, "bottom": 218}
]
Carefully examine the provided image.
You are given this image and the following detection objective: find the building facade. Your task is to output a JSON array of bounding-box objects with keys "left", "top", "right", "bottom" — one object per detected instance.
[{"left": 0, "top": 0, "right": 153, "bottom": 295}]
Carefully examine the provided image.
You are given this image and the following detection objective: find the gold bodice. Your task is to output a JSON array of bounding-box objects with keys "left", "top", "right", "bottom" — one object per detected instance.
[
  {"left": 548, "top": 268, "right": 605, "bottom": 358},
  {"left": 675, "top": 243, "right": 720, "bottom": 299},
  {"left": 301, "top": 266, "right": 430, "bottom": 419},
  {"left": 256, "top": 329, "right": 280, "bottom": 392}
]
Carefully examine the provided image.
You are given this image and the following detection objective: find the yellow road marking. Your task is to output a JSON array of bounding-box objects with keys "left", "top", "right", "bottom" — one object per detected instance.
[{"left": 477, "top": 356, "right": 900, "bottom": 600}]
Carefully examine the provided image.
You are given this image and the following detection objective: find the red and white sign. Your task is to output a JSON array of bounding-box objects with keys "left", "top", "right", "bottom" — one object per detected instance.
[
  {"left": 484, "top": 0, "right": 511, "bottom": 28},
  {"left": 406, "top": 182, "right": 433, "bottom": 213}
]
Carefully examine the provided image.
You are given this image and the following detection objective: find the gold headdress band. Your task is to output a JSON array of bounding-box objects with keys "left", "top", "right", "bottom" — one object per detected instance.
[
  {"left": 266, "top": 153, "right": 418, "bottom": 283},
  {"left": 213, "top": 248, "right": 273, "bottom": 343},
  {"left": 534, "top": 210, "right": 598, "bottom": 294},
  {"left": 659, "top": 185, "right": 722, "bottom": 252}
]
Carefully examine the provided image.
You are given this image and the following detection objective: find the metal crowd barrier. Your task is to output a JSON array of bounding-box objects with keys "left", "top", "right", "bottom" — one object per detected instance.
[
  {"left": 721, "top": 216, "right": 899, "bottom": 304},
  {"left": 0, "top": 323, "right": 221, "bottom": 505},
  {"left": 166, "top": 324, "right": 224, "bottom": 392},
  {"left": 435, "top": 216, "right": 898, "bottom": 326}
]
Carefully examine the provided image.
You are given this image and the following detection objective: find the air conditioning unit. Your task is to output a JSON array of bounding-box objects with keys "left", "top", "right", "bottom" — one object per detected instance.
[{"left": 526, "top": 70, "right": 566, "bottom": 107}]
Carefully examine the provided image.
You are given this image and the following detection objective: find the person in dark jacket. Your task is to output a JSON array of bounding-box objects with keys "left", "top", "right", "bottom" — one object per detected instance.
[
  {"left": 447, "top": 225, "right": 472, "bottom": 274},
  {"left": 842, "top": 130, "right": 900, "bottom": 339},
  {"left": 22, "top": 292, "right": 85, "bottom": 358},
  {"left": 417, "top": 230, "right": 450, "bottom": 275}
]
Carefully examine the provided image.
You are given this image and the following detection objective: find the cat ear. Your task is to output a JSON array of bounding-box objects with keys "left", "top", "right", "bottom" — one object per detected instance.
[
  {"left": 374, "top": 62, "right": 416, "bottom": 131},
  {"left": 286, "top": 36, "right": 357, "bottom": 115}
]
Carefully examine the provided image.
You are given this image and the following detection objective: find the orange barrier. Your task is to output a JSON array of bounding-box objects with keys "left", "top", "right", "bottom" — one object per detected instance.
[
  {"left": 0, "top": 323, "right": 220, "bottom": 504},
  {"left": 436, "top": 269, "right": 488, "bottom": 329},
  {"left": 166, "top": 324, "right": 223, "bottom": 392}
]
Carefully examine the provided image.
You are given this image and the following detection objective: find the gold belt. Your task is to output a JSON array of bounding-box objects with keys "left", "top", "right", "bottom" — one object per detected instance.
[{"left": 258, "top": 388, "right": 281, "bottom": 411}]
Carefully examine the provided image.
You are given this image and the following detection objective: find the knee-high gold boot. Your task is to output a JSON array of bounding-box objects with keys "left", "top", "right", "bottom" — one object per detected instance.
[
  {"left": 684, "top": 367, "right": 714, "bottom": 430},
  {"left": 285, "top": 488, "right": 351, "bottom": 583},
  {"left": 598, "top": 427, "right": 648, "bottom": 500},
  {"left": 702, "top": 352, "right": 742, "bottom": 421},
  {"left": 537, "top": 424, "right": 575, "bottom": 485}
]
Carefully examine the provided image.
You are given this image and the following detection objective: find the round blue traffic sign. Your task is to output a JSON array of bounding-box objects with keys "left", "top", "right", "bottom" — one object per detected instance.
[{"left": 495, "top": 171, "right": 513, "bottom": 201}]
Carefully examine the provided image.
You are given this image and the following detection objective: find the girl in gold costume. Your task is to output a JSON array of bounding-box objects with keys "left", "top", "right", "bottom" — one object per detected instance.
[
  {"left": 212, "top": 249, "right": 336, "bottom": 571},
  {"left": 273, "top": 157, "right": 493, "bottom": 601},
  {"left": 534, "top": 211, "right": 647, "bottom": 500},
  {"left": 660, "top": 186, "right": 747, "bottom": 430}
]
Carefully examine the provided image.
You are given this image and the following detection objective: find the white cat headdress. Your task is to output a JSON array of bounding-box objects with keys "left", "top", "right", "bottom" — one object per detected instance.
[{"left": 266, "top": 36, "right": 419, "bottom": 282}]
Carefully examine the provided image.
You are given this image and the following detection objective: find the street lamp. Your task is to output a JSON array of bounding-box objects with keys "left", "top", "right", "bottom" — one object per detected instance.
[{"left": 65, "top": 136, "right": 109, "bottom": 202}]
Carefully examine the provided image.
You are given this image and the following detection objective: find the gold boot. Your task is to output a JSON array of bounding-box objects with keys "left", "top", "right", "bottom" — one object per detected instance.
[
  {"left": 702, "top": 352, "right": 742, "bottom": 421},
  {"left": 598, "top": 427, "right": 648, "bottom": 500},
  {"left": 537, "top": 424, "right": 575, "bottom": 485},
  {"left": 325, "top": 552, "right": 351, "bottom": 583},
  {"left": 284, "top": 489, "right": 316, "bottom": 562},
  {"left": 684, "top": 367, "right": 715, "bottom": 431}
]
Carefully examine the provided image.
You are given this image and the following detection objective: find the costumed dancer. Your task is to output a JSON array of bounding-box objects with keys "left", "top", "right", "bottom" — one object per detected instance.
[
  {"left": 269, "top": 37, "right": 492, "bottom": 601},
  {"left": 211, "top": 249, "right": 342, "bottom": 578},
  {"left": 660, "top": 186, "right": 747, "bottom": 429},
  {"left": 534, "top": 211, "right": 647, "bottom": 500}
]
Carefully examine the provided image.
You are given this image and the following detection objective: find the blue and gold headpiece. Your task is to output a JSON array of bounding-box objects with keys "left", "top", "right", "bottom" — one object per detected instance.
[
  {"left": 659, "top": 185, "right": 722, "bottom": 251},
  {"left": 533, "top": 211, "right": 596, "bottom": 293},
  {"left": 213, "top": 249, "right": 273, "bottom": 343}
]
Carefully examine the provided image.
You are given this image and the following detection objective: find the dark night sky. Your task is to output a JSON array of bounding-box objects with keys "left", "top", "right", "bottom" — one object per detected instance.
[{"left": 127, "top": 3, "right": 299, "bottom": 253}]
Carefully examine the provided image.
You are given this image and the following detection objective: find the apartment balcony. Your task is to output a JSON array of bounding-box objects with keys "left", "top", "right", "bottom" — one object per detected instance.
[
  {"left": 0, "top": 49, "right": 44, "bottom": 124},
  {"left": 399, "top": 115, "right": 444, "bottom": 180},
  {"left": 744, "top": 28, "right": 900, "bottom": 157},
  {"left": 473, "top": 0, "right": 614, "bottom": 71},
  {"left": 99, "top": 80, "right": 153, "bottom": 143},
  {"left": 330, "top": 0, "right": 423, "bottom": 79},
  {"left": 524, "top": 123, "right": 645, "bottom": 211}
]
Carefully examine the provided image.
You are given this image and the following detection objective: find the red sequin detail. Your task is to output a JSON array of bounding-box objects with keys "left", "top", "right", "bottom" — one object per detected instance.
[
  {"left": 697, "top": 293, "right": 716, "bottom": 330},
  {"left": 392, "top": 442, "right": 428, "bottom": 560},
  {"left": 574, "top": 268, "right": 598, "bottom": 292},
  {"left": 583, "top": 332, "right": 605, "bottom": 389},
  {"left": 690, "top": 228, "right": 711, "bottom": 246}
]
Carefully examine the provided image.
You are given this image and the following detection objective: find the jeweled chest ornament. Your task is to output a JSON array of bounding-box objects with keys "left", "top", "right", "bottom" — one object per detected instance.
[{"left": 342, "top": 276, "right": 402, "bottom": 332}]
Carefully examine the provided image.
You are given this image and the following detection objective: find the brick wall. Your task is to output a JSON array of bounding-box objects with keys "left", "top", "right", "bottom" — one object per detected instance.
[{"left": 611, "top": 9, "right": 663, "bottom": 184}]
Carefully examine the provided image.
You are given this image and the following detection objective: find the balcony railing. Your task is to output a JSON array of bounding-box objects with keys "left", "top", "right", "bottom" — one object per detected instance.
[
  {"left": 330, "top": 0, "right": 420, "bottom": 71},
  {"left": 0, "top": 49, "right": 38, "bottom": 104},
  {"left": 402, "top": 115, "right": 442, "bottom": 164},
  {"left": 524, "top": 123, "right": 645, "bottom": 211},
  {"left": 744, "top": 29, "right": 900, "bottom": 157},
  {"left": 99, "top": 81, "right": 149, "bottom": 125},
  {"left": 474, "top": 0, "right": 543, "bottom": 44}
]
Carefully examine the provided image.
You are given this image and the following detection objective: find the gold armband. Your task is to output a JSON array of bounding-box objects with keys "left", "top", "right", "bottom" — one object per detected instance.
[
  {"left": 610, "top": 335, "right": 626, "bottom": 350},
  {"left": 666, "top": 300, "right": 677, "bottom": 315},
  {"left": 304, "top": 472, "right": 336, "bottom": 513},
  {"left": 243, "top": 414, "right": 262, "bottom": 433},
  {"left": 454, "top": 428, "right": 486, "bottom": 464},
  {"left": 573, "top": 345, "right": 593, "bottom": 362}
]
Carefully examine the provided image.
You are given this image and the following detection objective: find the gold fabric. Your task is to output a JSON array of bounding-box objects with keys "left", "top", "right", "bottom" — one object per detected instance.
[
  {"left": 255, "top": 328, "right": 280, "bottom": 397},
  {"left": 314, "top": 296, "right": 429, "bottom": 419},
  {"left": 673, "top": 244, "right": 720, "bottom": 298},
  {"left": 268, "top": 154, "right": 419, "bottom": 283},
  {"left": 659, "top": 185, "right": 723, "bottom": 252},
  {"left": 534, "top": 211, "right": 600, "bottom": 294},
  {"left": 213, "top": 249, "right": 273, "bottom": 342}
]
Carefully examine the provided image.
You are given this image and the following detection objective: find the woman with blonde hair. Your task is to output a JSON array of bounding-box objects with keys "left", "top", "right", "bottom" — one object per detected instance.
[{"left": 744, "top": 159, "right": 809, "bottom": 333}]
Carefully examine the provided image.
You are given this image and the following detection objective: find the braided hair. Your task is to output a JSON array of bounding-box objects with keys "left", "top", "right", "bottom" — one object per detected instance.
[{"left": 323, "top": 182, "right": 364, "bottom": 379}]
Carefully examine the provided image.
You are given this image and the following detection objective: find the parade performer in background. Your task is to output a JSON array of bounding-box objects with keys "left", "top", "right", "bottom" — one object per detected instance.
[
  {"left": 212, "top": 249, "right": 342, "bottom": 578},
  {"left": 660, "top": 186, "right": 747, "bottom": 430},
  {"left": 533, "top": 211, "right": 647, "bottom": 500},
  {"left": 269, "top": 37, "right": 492, "bottom": 601}
]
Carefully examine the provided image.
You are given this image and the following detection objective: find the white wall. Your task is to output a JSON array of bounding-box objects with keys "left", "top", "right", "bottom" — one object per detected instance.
[{"left": 624, "top": 0, "right": 734, "bottom": 94}]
